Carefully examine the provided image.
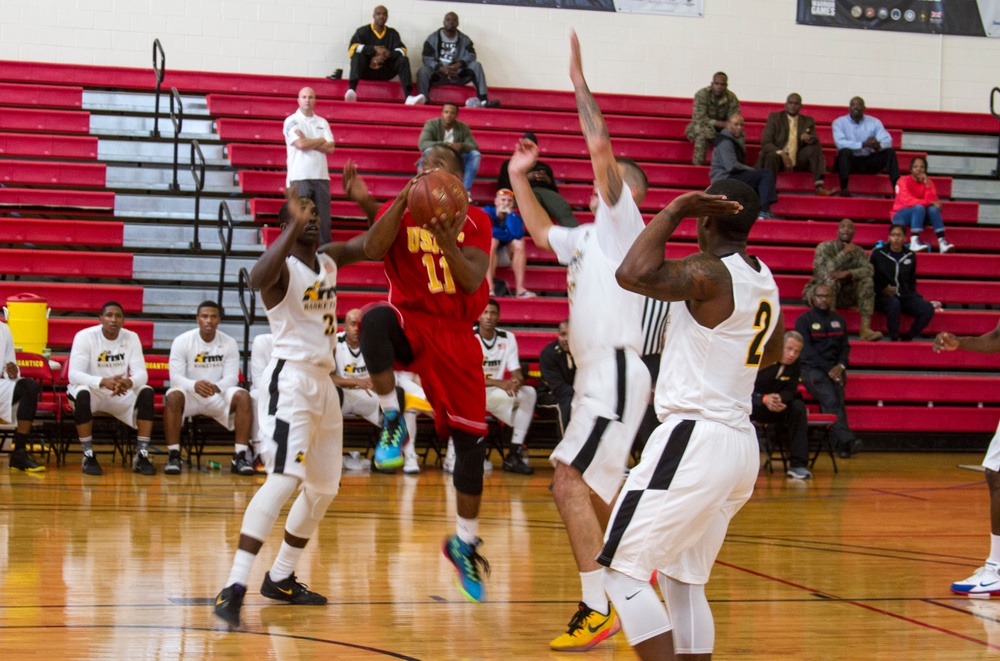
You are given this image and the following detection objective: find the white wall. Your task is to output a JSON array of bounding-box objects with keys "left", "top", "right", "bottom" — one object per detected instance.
[{"left": 1, "top": 0, "right": 997, "bottom": 112}]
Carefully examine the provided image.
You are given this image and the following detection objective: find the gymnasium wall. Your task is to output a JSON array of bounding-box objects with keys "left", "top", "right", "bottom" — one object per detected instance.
[{"left": 1, "top": 0, "right": 996, "bottom": 113}]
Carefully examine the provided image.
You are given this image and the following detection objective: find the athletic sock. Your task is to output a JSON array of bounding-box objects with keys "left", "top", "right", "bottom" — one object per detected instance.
[
  {"left": 378, "top": 391, "right": 399, "bottom": 413},
  {"left": 270, "top": 541, "right": 305, "bottom": 582},
  {"left": 80, "top": 436, "right": 93, "bottom": 455},
  {"left": 581, "top": 568, "right": 608, "bottom": 615},
  {"left": 136, "top": 437, "right": 150, "bottom": 454},
  {"left": 456, "top": 515, "right": 478, "bottom": 545},
  {"left": 167, "top": 444, "right": 180, "bottom": 453},
  {"left": 989, "top": 534, "right": 1000, "bottom": 565},
  {"left": 235, "top": 443, "right": 249, "bottom": 455},
  {"left": 227, "top": 548, "right": 256, "bottom": 587}
]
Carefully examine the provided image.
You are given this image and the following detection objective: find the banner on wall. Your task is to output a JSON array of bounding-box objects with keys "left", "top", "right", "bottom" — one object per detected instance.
[
  {"left": 796, "top": 1, "right": 1000, "bottom": 37},
  {"left": 429, "top": 0, "right": 704, "bottom": 17}
]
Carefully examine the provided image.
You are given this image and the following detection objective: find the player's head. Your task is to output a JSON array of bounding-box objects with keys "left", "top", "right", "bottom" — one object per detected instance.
[
  {"left": 888, "top": 223, "right": 906, "bottom": 251},
  {"left": 297, "top": 87, "right": 316, "bottom": 116},
  {"left": 837, "top": 217, "right": 856, "bottom": 244},
  {"left": 441, "top": 102, "right": 459, "bottom": 128},
  {"left": 420, "top": 144, "right": 464, "bottom": 181},
  {"left": 616, "top": 157, "right": 648, "bottom": 204},
  {"left": 783, "top": 330, "right": 803, "bottom": 365},
  {"left": 700, "top": 179, "right": 759, "bottom": 248},
  {"left": 344, "top": 308, "right": 363, "bottom": 347},
  {"left": 479, "top": 300, "right": 500, "bottom": 335},
  {"left": 196, "top": 301, "right": 221, "bottom": 339},
  {"left": 278, "top": 197, "right": 320, "bottom": 246},
  {"left": 812, "top": 284, "right": 833, "bottom": 311},
  {"left": 557, "top": 319, "right": 570, "bottom": 352},
  {"left": 494, "top": 188, "right": 514, "bottom": 213},
  {"left": 99, "top": 301, "right": 125, "bottom": 339}
]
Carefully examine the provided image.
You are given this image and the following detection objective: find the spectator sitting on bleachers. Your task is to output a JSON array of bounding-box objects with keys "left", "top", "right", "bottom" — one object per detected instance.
[
  {"left": 416, "top": 12, "right": 499, "bottom": 109},
  {"left": 497, "top": 132, "right": 578, "bottom": 228},
  {"left": 0, "top": 322, "right": 44, "bottom": 472},
  {"left": 796, "top": 284, "right": 863, "bottom": 459},
  {"left": 685, "top": 71, "right": 740, "bottom": 166},
  {"left": 283, "top": 87, "right": 335, "bottom": 245},
  {"left": 332, "top": 308, "right": 422, "bottom": 474},
  {"left": 68, "top": 301, "right": 156, "bottom": 476},
  {"left": 709, "top": 113, "right": 778, "bottom": 219},
  {"left": 417, "top": 102, "right": 481, "bottom": 190},
  {"left": 758, "top": 93, "right": 833, "bottom": 197},
  {"left": 832, "top": 96, "right": 900, "bottom": 198},
  {"left": 891, "top": 156, "right": 955, "bottom": 253},
  {"left": 870, "top": 225, "right": 940, "bottom": 342},
  {"left": 802, "top": 218, "right": 884, "bottom": 341},
  {"left": 752, "top": 330, "right": 811, "bottom": 479},
  {"left": 538, "top": 319, "right": 574, "bottom": 437},
  {"left": 485, "top": 188, "right": 534, "bottom": 298},
  {"left": 162, "top": 301, "right": 255, "bottom": 476},
  {"left": 345, "top": 5, "right": 425, "bottom": 105}
]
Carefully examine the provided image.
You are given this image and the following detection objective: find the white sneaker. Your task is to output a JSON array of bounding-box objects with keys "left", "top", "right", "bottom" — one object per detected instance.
[
  {"left": 952, "top": 560, "right": 1000, "bottom": 597},
  {"left": 465, "top": 97, "right": 482, "bottom": 108},
  {"left": 483, "top": 458, "right": 493, "bottom": 472},
  {"left": 938, "top": 237, "right": 955, "bottom": 253},
  {"left": 786, "top": 466, "right": 813, "bottom": 479},
  {"left": 910, "top": 236, "right": 930, "bottom": 252},
  {"left": 405, "top": 94, "right": 426, "bottom": 105},
  {"left": 403, "top": 443, "right": 420, "bottom": 475},
  {"left": 342, "top": 451, "right": 366, "bottom": 471},
  {"left": 344, "top": 89, "right": 357, "bottom": 102},
  {"left": 442, "top": 439, "right": 456, "bottom": 474}
]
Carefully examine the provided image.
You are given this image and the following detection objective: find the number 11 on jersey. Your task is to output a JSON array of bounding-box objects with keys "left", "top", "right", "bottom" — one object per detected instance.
[{"left": 422, "top": 254, "right": 456, "bottom": 294}]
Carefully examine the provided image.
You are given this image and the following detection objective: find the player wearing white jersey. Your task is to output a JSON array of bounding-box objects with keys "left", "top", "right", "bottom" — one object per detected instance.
[
  {"left": 603, "top": 179, "right": 783, "bottom": 660},
  {"left": 214, "top": 192, "right": 367, "bottom": 628},
  {"left": 333, "top": 308, "right": 425, "bottom": 474},
  {"left": 162, "top": 301, "right": 255, "bottom": 476},
  {"left": 68, "top": 301, "right": 155, "bottom": 476},
  {"left": 248, "top": 332, "right": 274, "bottom": 472},
  {"left": 0, "top": 322, "right": 44, "bottom": 472},
  {"left": 508, "top": 32, "right": 652, "bottom": 652}
]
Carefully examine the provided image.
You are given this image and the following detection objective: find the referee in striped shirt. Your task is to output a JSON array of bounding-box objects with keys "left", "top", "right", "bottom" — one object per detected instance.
[{"left": 632, "top": 298, "right": 670, "bottom": 457}]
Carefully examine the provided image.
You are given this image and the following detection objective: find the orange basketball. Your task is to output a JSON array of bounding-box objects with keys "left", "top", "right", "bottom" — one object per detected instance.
[{"left": 407, "top": 169, "right": 469, "bottom": 227}]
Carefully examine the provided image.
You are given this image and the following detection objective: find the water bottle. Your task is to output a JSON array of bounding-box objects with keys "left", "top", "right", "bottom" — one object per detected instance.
[{"left": 207, "top": 460, "right": 221, "bottom": 470}]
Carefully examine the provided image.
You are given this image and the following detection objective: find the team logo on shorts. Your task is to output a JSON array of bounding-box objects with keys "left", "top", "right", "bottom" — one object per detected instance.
[{"left": 295, "top": 451, "right": 306, "bottom": 464}]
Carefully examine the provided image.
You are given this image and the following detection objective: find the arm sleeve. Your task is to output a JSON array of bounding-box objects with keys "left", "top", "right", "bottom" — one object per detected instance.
[
  {"left": 759, "top": 114, "right": 779, "bottom": 152},
  {"left": 507, "top": 212, "right": 526, "bottom": 240},
  {"left": 794, "top": 314, "right": 819, "bottom": 368},
  {"left": 168, "top": 336, "right": 196, "bottom": 391},
  {"left": 250, "top": 334, "right": 273, "bottom": 387},
  {"left": 874, "top": 118, "right": 893, "bottom": 149},
  {"left": 925, "top": 178, "right": 940, "bottom": 203},
  {"left": 504, "top": 333, "right": 521, "bottom": 374},
  {"left": 777, "top": 362, "right": 801, "bottom": 403},
  {"left": 714, "top": 140, "right": 753, "bottom": 174},
  {"left": 848, "top": 250, "right": 874, "bottom": 281},
  {"left": 321, "top": 118, "right": 334, "bottom": 143},
  {"left": 348, "top": 27, "right": 366, "bottom": 57},
  {"left": 540, "top": 347, "right": 572, "bottom": 397},
  {"left": 460, "top": 124, "right": 478, "bottom": 152},
  {"left": 417, "top": 120, "right": 439, "bottom": 151},
  {"left": 218, "top": 336, "right": 240, "bottom": 391},
  {"left": 283, "top": 116, "right": 299, "bottom": 147},
  {"left": 68, "top": 333, "right": 102, "bottom": 389},
  {"left": 837, "top": 330, "right": 850, "bottom": 368},
  {"left": 594, "top": 188, "right": 647, "bottom": 264},
  {"left": 421, "top": 37, "right": 438, "bottom": 69},
  {"left": 127, "top": 334, "right": 148, "bottom": 390},
  {"left": 547, "top": 225, "right": 582, "bottom": 266},
  {"left": 832, "top": 117, "right": 860, "bottom": 151},
  {"left": 461, "top": 36, "right": 477, "bottom": 64}
]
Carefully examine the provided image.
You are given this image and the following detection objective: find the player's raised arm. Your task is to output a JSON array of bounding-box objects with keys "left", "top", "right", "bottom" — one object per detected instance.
[
  {"left": 250, "top": 188, "right": 312, "bottom": 306},
  {"left": 569, "top": 30, "right": 620, "bottom": 206},
  {"left": 507, "top": 139, "right": 555, "bottom": 251},
  {"left": 616, "top": 191, "right": 742, "bottom": 302},
  {"left": 342, "top": 159, "right": 381, "bottom": 226},
  {"left": 320, "top": 231, "right": 369, "bottom": 268},
  {"left": 364, "top": 175, "right": 421, "bottom": 260},
  {"left": 934, "top": 318, "right": 1000, "bottom": 354}
]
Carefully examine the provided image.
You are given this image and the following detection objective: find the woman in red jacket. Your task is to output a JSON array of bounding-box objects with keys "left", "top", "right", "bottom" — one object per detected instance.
[{"left": 890, "top": 156, "right": 955, "bottom": 253}]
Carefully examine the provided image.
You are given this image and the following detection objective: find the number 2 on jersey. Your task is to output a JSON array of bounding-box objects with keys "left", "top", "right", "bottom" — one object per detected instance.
[
  {"left": 322, "top": 314, "right": 336, "bottom": 336},
  {"left": 422, "top": 254, "right": 456, "bottom": 294},
  {"left": 745, "top": 300, "right": 772, "bottom": 366}
]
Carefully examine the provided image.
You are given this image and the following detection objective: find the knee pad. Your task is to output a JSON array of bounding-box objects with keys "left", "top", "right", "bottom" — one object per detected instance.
[
  {"left": 285, "top": 485, "right": 337, "bottom": 539},
  {"left": 452, "top": 429, "right": 485, "bottom": 496},
  {"left": 660, "top": 574, "right": 715, "bottom": 654},
  {"left": 604, "top": 569, "right": 671, "bottom": 646},
  {"left": 360, "top": 305, "right": 405, "bottom": 373},
  {"left": 240, "top": 473, "right": 300, "bottom": 541},
  {"left": 14, "top": 378, "right": 39, "bottom": 421},
  {"left": 135, "top": 386, "right": 154, "bottom": 421},
  {"left": 73, "top": 389, "right": 92, "bottom": 425}
]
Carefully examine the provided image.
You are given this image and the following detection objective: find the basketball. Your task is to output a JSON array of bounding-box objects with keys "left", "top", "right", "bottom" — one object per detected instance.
[{"left": 407, "top": 169, "right": 469, "bottom": 227}]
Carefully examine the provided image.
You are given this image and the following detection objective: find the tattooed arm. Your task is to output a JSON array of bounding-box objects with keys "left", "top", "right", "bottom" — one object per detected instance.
[{"left": 569, "top": 31, "right": 622, "bottom": 207}]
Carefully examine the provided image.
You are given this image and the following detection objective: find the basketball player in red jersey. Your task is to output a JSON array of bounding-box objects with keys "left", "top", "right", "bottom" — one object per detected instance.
[{"left": 348, "top": 145, "right": 493, "bottom": 602}]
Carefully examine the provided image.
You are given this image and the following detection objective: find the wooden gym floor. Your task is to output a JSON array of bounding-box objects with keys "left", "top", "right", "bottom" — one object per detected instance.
[{"left": 1, "top": 449, "right": 998, "bottom": 659}]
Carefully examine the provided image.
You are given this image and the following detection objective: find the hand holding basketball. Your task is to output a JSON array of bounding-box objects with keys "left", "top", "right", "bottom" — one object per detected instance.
[{"left": 407, "top": 169, "right": 469, "bottom": 229}]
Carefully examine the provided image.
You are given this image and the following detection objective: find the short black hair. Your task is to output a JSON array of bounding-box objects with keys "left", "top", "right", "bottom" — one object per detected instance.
[
  {"left": 910, "top": 155, "right": 928, "bottom": 171},
  {"left": 442, "top": 101, "right": 459, "bottom": 111},
  {"left": 424, "top": 144, "right": 464, "bottom": 179},
  {"left": 486, "top": 298, "right": 500, "bottom": 313},
  {"left": 616, "top": 157, "right": 648, "bottom": 196},
  {"left": 101, "top": 301, "right": 124, "bottom": 316},
  {"left": 278, "top": 200, "right": 293, "bottom": 225},
  {"left": 704, "top": 179, "right": 759, "bottom": 242},
  {"left": 197, "top": 300, "right": 220, "bottom": 314}
]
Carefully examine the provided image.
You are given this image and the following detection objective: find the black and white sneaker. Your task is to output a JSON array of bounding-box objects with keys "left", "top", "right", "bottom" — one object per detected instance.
[
  {"left": 82, "top": 452, "right": 103, "bottom": 476},
  {"left": 214, "top": 583, "right": 246, "bottom": 627},
  {"left": 132, "top": 450, "right": 157, "bottom": 475},
  {"left": 260, "top": 571, "right": 327, "bottom": 605},
  {"left": 164, "top": 450, "right": 182, "bottom": 475},
  {"left": 231, "top": 451, "right": 255, "bottom": 476}
]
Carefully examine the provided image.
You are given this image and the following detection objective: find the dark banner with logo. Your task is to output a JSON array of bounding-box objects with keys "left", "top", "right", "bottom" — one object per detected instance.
[
  {"left": 797, "top": 1, "right": 1000, "bottom": 37},
  {"left": 422, "top": 0, "right": 704, "bottom": 16}
]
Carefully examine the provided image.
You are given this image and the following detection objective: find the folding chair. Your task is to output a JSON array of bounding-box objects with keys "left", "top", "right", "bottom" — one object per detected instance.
[{"left": 806, "top": 412, "right": 839, "bottom": 474}]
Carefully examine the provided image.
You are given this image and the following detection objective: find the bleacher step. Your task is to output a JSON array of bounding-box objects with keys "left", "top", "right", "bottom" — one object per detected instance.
[
  {"left": 115, "top": 194, "right": 246, "bottom": 216},
  {"left": 83, "top": 90, "right": 209, "bottom": 116},
  {"left": 928, "top": 154, "right": 997, "bottom": 178},
  {"left": 903, "top": 132, "right": 999, "bottom": 155},
  {"left": 106, "top": 165, "right": 235, "bottom": 187},
  {"left": 90, "top": 114, "right": 216, "bottom": 136},
  {"left": 152, "top": 319, "right": 268, "bottom": 352},
  {"left": 953, "top": 179, "right": 1000, "bottom": 202},
  {"left": 133, "top": 254, "right": 257, "bottom": 283},
  {"left": 98, "top": 139, "right": 227, "bottom": 166},
  {"left": 123, "top": 224, "right": 263, "bottom": 251}
]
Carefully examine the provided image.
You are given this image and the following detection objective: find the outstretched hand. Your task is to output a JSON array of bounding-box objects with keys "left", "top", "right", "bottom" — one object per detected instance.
[
  {"left": 342, "top": 159, "right": 370, "bottom": 203},
  {"left": 667, "top": 191, "right": 743, "bottom": 220},
  {"left": 569, "top": 30, "right": 584, "bottom": 87},
  {"left": 508, "top": 139, "right": 540, "bottom": 177},
  {"left": 933, "top": 331, "right": 959, "bottom": 353},
  {"left": 283, "top": 185, "right": 313, "bottom": 231}
]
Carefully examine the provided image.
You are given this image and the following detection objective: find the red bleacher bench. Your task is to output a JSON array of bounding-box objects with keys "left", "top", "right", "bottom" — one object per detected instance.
[
  {"left": 0, "top": 219, "right": 123, "bottom": 246},
  {"left": 848, "top": 340, "right": 1000, "bottom": 370},
  {"left": 783, "top": 305, "right": 999, "bottom": 336},
  {"left": 0, "top": 132, "right": 98, "bottom": 160},
  {"left": 0, "top": 160, "right": 106, "bottom": 188},
  {"left": 0, "top": 249, "right": 132, "bottom": 278},
  {"left": 846, "top": 405, "right": 1000, "bottom": 433},
  {"left": 0, "top": 188, "right": 114, "bottom": 210},
  {"left": 0, "top": 283, "right": 142, "bottom": 312},
  {"left": 0, "top": 108, "right": 90, "bottom": 134},
  {"left": 13, "top": 318, "right": 154, "bottom": 349},
  {"left": 0, "top": 82, "right": 83, "bottom": 109}
]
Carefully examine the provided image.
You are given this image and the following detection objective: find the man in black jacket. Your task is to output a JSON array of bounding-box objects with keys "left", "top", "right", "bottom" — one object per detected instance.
[
  {"left": 795, "top": 284, "right": 862, "bottom": 458},
  {"left": 345, "top": 6, "right": 425, "bottom": 105},
  {"left": 537, "top": 320, "right": 574, "bottom": 436},
  {"left": 870, "top": 224, "right": 938, "bottom": 342},
  {"left": 752, "top": 331, "right": 811, "bottom": 478},
  {"left": 416, "top": 12, "right": 498, "bottom": 108}
]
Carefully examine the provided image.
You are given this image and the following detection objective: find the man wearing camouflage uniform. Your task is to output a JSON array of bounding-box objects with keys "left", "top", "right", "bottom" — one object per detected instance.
[
  {"left": 801, "top": 218, "right": 884, "bottom": 342},
  {"left": 685, "top": 72, "right": 740, "bottom": 166}
]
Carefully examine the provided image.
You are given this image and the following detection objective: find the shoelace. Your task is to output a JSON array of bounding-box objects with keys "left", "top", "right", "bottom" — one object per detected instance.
[
  {"left": 454, "top": 540, "right": 491, "bottom": 580},
  {"left": 565, "top": 605, "right": 589, "bottom": 633}
]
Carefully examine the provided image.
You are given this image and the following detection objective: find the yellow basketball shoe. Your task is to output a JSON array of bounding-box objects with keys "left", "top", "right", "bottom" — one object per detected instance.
[{"left": 550, "top": 602, "right": 621, "bottom": 651}]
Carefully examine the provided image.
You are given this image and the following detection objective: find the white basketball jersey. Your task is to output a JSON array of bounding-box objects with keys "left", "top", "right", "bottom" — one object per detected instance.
[
  {"left": 334, "top": 332, "right": 368, "bottom": 379},
  {"left": 547, "top": 188, "right": 646, "bottom": 366},
  {"left": 478, "top": 328, "right": 520, "bottom": 380},
  {"left": 266, "top": 253, "right": 338, "bottom": 370},
  {"left": 655, "top": 253, "right": 780, "bottom": 431}
]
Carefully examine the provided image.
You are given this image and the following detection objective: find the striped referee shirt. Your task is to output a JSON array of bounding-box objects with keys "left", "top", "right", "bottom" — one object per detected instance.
[{"left": 640, "top": 298, "right": 670, "bottom": 357}]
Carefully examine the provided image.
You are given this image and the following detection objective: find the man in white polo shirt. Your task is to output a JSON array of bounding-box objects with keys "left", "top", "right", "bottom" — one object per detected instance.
[{"left": 283, "top": 87, "right": 336, "bottom": 244}]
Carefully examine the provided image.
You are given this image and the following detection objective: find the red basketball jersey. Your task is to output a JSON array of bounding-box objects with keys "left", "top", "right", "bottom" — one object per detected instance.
[{"left": 377, "top": 200, "right": 491, "bottom": 324}]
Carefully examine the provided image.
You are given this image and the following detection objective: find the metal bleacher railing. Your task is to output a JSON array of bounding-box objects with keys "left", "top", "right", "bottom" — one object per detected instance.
[
  {"left": 168, "top": 86, "right": 183, "bottom": 192},
  {"left": 991, "top": 86, "right": 1000, "bottom": 179},
  {"left": 216, "top": 201, "right": 233, "bottom": 315},
  {"left": 151, "top": 39, "right": 165, "bottom": 139},
  {"left": 189, "top": 139, "right": 205, "bottom": 249},
  {"left": 237, "top": 267, "right": 255, "bottom": 390}
]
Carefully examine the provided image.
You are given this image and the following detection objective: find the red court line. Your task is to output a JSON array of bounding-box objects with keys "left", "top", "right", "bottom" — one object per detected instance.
[{"left": 716, "top": 560, "right": 1000, "bottom": 650}]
